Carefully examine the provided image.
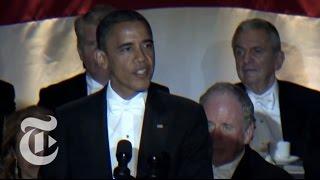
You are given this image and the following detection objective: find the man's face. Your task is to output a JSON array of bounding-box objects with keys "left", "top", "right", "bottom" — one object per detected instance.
[
  {"left": 103, "top": 21, "right": 154, "bottom": 99},
  {"left": 78, "top": 24, "right": 97, "bottom": 71},
  {"left": 233, "top": 29, "right": 283, "bottom": 93},
  {"left": 78, "top": 24, "right": 108, "bottom": 83},
  {"left": 203, "top": 93, "right": 250, "bottom": 166}
]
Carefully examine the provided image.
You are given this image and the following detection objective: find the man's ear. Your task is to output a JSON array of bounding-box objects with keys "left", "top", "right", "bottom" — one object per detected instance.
[
  {"left": 275, "top": 50, "right": 285, "bottom": 71},
  {"left": 244, "top": 121, "right": 254, "bottom": 144},
  {"left": 77, "top": 44, "right": 84, "bottom": 61},
  {"left": 94, "top": 49, "right": 108, "bottom": 69}
]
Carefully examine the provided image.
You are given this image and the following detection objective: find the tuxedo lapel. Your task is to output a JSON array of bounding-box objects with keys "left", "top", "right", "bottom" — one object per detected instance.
[
  {"left": 278, "top": 81, "right": 291, "bottom": 141},
  {"left": 137, "top": 89, "right": 169, "bottom": 178},
  {"left": 79, "top": 73, "right": 88, "bottom": 97},
  {"left": 98, "top": 88, "right": 113, "bottom": 178},
  {"left": 278, "top": 81, "right": 302, "bottom": 141},
  {"left": 235, "top": 82, "right": 245, "bottom": 91},
  {"left": 278, "top": 81, "right": 305, "bottom": 157},
  {"left": 83, "top": 88, "right": 112, "bottom": 178},
  {"left": 232, "top": 148, "right": 249, "bottom": 179},
  {"left": 68, "top": 73, "right": 88, "bottom": 98}
]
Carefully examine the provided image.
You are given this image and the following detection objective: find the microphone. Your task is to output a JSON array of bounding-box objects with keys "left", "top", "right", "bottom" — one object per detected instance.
[{"left": 113, "top": 140, "right": 133, "bottom": 179}]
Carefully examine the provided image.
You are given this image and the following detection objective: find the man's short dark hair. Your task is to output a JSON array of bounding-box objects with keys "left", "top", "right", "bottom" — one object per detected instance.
[
  {"left": 232, "top": 18, "right": 282, "bottom": 52},
  {"left": 200, "top": 82, "right": 255, "bottom": 129},
  {"left": 97, "top": 10, "right": 153, "bottom": 51}
]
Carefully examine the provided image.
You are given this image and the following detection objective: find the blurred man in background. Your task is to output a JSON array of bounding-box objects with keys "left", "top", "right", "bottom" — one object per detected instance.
[
  {"left": 232, "top": 18, "right": 320, "bottom": 178},
  {"left": 200, "top": 82, "right": 292, "bottom": 179},
  {"left": 38, "top": 5, "right": 115, "bottom": 110}
]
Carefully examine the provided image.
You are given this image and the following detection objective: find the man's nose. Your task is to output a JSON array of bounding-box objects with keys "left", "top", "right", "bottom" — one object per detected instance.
[
  {"left": 135, "top": 47, "right": 146, "bottom": 63},
  {"left": 243, "top": 51, "right": 252, "bottom": 64},
  {"left": 212, "top": 127, "right": 223, "bottom": 140}
]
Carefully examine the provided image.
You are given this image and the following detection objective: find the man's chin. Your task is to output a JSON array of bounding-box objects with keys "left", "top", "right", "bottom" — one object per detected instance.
[
  {"left": 137, "top": 88, "right": 148, "bottom": 92},
  {"left": 213, "top": 157, "right": 229, "bottom": 167},
  {"left": 213, "top": 146, "right": 225, "bottom": 151},
  {"left": 242, "top": 79, "right": 259, "bottom": 88},
  {"left": 135, "top": 82, "right": 150, "bottom": 92}
]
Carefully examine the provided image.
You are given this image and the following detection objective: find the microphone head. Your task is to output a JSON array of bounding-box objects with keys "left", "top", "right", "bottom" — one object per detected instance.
[{"left": 116, "top": 140, "right": 132, "bottom": 162}]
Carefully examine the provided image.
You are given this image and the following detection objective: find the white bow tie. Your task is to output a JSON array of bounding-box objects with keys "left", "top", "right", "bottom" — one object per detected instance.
[
  {"left": 109, "top": 96, "right": 145, "bottom": 116},
  {"left": 252, "top": 92, "right": 275, "bottom": 110}
]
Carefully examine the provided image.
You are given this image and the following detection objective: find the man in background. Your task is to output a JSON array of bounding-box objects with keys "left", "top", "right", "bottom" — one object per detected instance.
[
  {"left": 0, "top": 79, "right": 15, "bottom": 153},
  {"left": 38, "top": 5, "right": 115, "bottom": 110},
  {"left": 200, "top": 82, "right": 292, "bottom": 179},
  {"left": 232, "top": 18, "right": 320, "bottom": 178}
]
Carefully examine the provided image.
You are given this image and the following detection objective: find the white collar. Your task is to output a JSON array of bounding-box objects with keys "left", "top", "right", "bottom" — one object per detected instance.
[
  {"left": 213, "top": 149, "right": 245, "bottom": 179},
  {"left": 86, "top": 73, "right": 104, "bottom": 95},
  {"left": 106, "top": 81, "right": 147, "bottom": 105},
  {"left": 246, "top": 80, "right": 278, "bottom": 98},
  {"left": 246, "top": 80, "right": 279, "bottom": 111}
]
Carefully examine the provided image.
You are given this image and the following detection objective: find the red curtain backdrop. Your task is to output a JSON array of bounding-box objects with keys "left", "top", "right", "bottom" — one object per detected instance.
[{"left": 1, "top": 0, "right": 320, "bottom": 25}]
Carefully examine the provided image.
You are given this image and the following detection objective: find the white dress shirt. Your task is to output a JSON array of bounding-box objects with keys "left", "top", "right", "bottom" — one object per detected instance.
[
  {"left": 106, "top": 82, "right": 147, "bottom": 178},
  {"left": 247, "top": 81, "right": 283, "bottom": 158},
  {"left": 213, "top": 150, "right": 244, "bottom": 179},
  {"left": 86, "top": 73, "right": 104, "bottom": 95}
]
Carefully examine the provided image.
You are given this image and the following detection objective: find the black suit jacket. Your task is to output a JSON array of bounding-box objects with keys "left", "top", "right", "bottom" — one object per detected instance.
[
  {"left": 0, "top": 80, "right": 15, "bottom": 148},
  {"left": 237, "top": 80, "right": 320, "bottom": 178},
  {"left": 38, "top": 73, "right": 169, "bottom": 111},
  {"left": 41, "top": 85, "right": 212, "bottom": 178},
  {"left": 232, "top": 145, "right": 292, "bottom": 179},
  {"left": 0, "top": 79, "right": 15, "bottom": 116},
  {"left": 38, "top": 73, "right": 87, "bottom": 110}
]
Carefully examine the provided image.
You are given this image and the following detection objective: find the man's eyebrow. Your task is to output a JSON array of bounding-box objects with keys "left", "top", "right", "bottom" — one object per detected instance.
[
  {"left": 117, "top": 39, "right": 154, "bottom": 49},
  {"left": 234, "top": 45, "right": 243, "bottom": 49},
  {"left": 142, "top": 39, "right": 153, "bottom": 44},
  {"left": 118, "top": 42, "right": 133, "bottom": 49}
]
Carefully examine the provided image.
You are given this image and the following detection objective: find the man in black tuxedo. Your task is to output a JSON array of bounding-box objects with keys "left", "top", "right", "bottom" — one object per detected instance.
[
  {"left": 232, "top": 18, "right": 320, "bottom": 178},
  {"left": 200, "top": 82, "right": 292, "bottom": 179},
  {"left": 41, "top": 10, "right": 212, "bottom": 178},
  {"left": 0, "top": 79, "right": 15, "bottom": 150}
]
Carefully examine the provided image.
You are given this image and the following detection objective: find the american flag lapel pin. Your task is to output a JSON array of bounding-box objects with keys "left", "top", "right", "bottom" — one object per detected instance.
[{"left": 156, "top": 123, "right": 164, "bottom": 129}]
